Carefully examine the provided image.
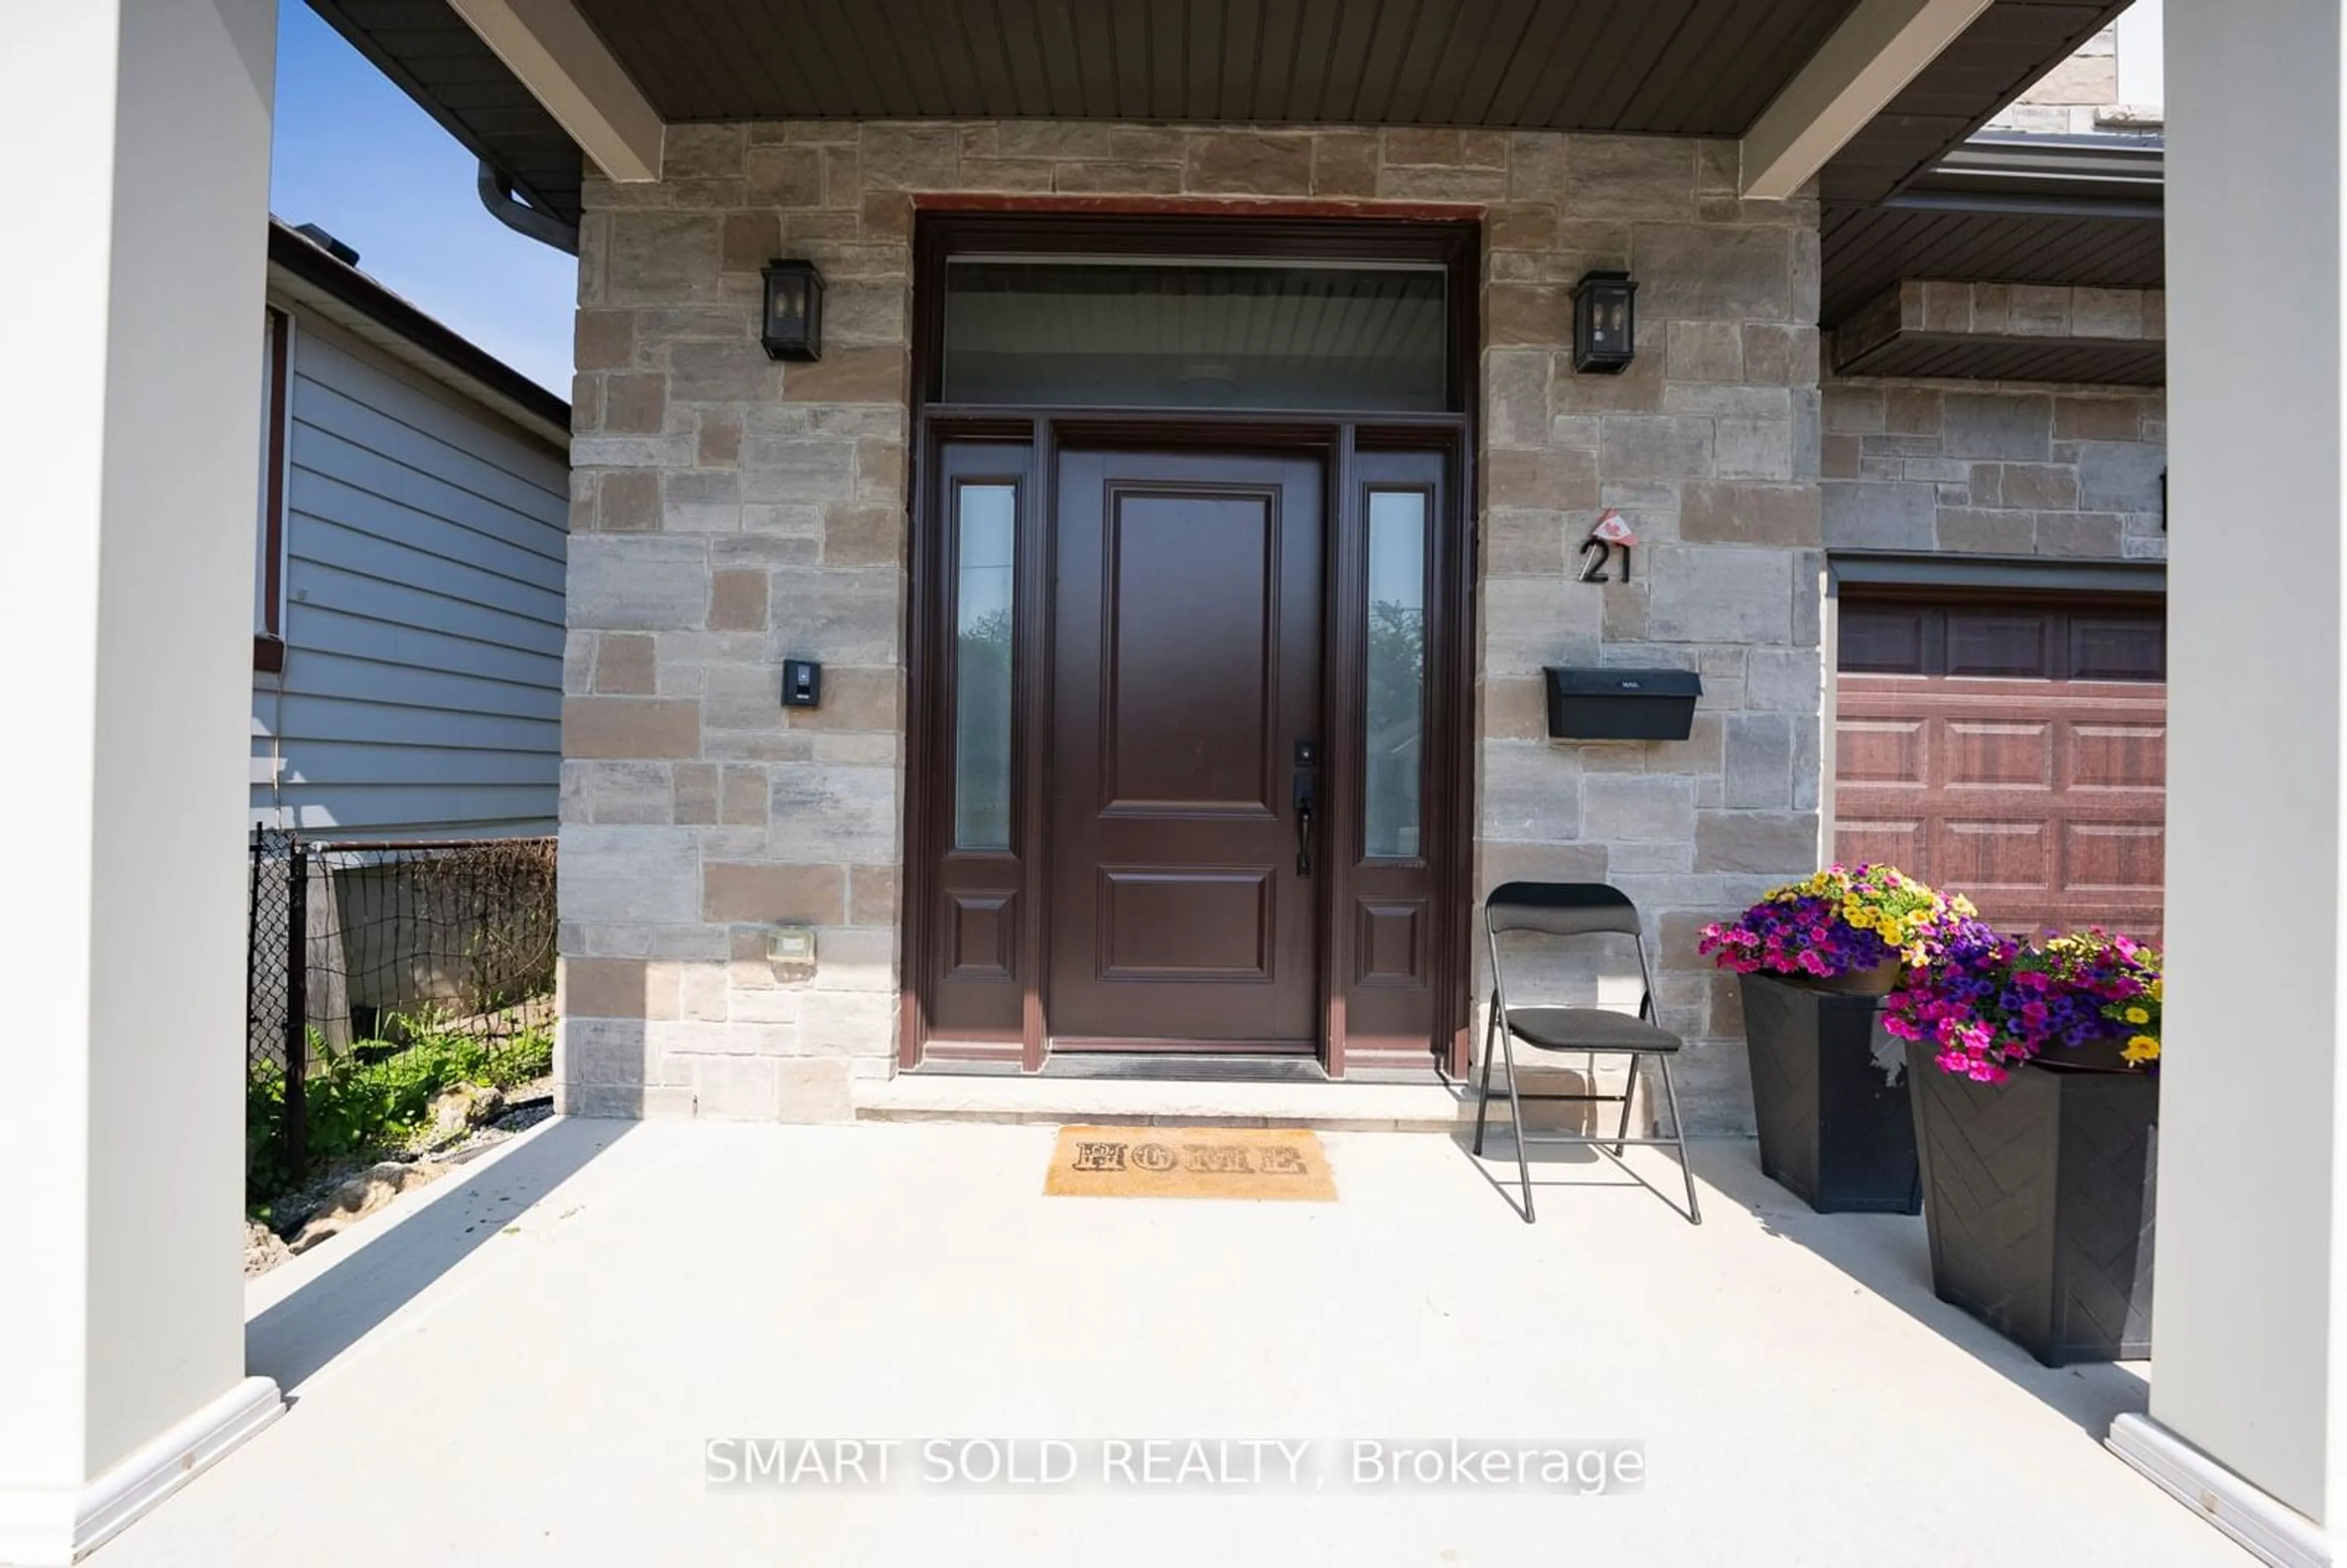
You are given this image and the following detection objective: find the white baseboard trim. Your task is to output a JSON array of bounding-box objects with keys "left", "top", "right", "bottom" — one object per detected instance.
[
  {"left": 2109, "top": 1413, "right": 2330, "bottom": 1568},
  {"left": 0, "top": 1375, "right": 282, "bottom": 1566}
]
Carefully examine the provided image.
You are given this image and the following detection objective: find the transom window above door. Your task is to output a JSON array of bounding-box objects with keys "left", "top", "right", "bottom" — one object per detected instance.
[{"left": 939, "top": 257, "right": 1451, "bottom": 412}]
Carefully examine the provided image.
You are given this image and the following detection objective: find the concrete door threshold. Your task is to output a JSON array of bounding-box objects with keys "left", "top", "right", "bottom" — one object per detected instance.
[{"left": 853, "top": 1072, "right": 1477, "bottom": 1132}]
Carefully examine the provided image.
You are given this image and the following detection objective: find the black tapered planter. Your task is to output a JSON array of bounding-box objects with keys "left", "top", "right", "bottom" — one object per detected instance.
[
  {"left": 1906, "top": 1039, "right": 2156, "bottom": 1366},
  {"left": 1739, "top": 972, "right": 1922, "bottom": 1214}
]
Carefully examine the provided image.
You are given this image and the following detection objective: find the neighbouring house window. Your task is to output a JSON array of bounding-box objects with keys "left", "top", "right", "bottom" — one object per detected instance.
[
  {"left": 941, "top": 258, "right": 1449, "bottom": 412},
  {"left": 1364, "top": 489, "right": 1428, "bottom": 860},
  {"left": 254, "top": 307, "right": 292, "bottom": 665},
  {"left": 953, "top": 482, "right": 1018, "bottom": 850}
]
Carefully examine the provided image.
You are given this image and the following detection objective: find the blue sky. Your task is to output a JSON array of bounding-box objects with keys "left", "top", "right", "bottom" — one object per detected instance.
[{"left": 271, "top": 0, "right": 576, "bottom": 395}]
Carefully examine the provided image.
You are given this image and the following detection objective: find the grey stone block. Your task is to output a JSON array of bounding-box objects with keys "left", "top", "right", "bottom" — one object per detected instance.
[
  {"left": 1630, "top": 223, "right": 1793, "bottom": 321},
  {"left": 768, "top": 569, "right": 903, "bottom": 664},
  {"left": 1600, "top": 415, "right": 1715, "bottom": 480},
  {"left": 1999, "top": 463, "right": 2080, "bottom": 510},
  {"left": 1937, "top": 508, "right": 2038, "bottom": 554},
  {"left": 1481, "top": 742, "right": 1583, "bottom": 843},
  {"left": 1645, "top": 546, "right": 1794, "bottom": 645},
  {"left": 1693, "top": 811, "right": 1820, "bottom": 875},
  {"left": 1940, "top": 392, "right": 2052, "bottom": 461},
  {"left": 1480, "top": 576, "right": 1602, "bottom": 678},
  {"left": 1723, "top": 714, "right": 1793, "bottom": 809},
  {"left": 1581, "top": 774, "right": 1695, "bottom": 843},
  {"left": 570, "top": 537, "right": 712, "bottom": 632},
  {"left": 1562, "top": 135, "right": 1697, "bottom": 219},
  {"left": 1745, "top": 646, "right": 1821, "bottom": 713},
  {"left": 2037, "top": 511, "right": 2126, "bottom": 557},
  {"left": 559, "top": 1017, "right": 652, "bottom": 1089},
  {"left": 606, "top": 214, "right": 722, "bottom": 304},
  {"left": 1483, "top": 350, "right": 1551, "bottom": 449},
  {"left": 667, "top": 339, "right": 782, "bottom": 403},
  {"left": 1714, "top": 418, "right": 1793, "bottom": 481},
  {"left": 768, "top": 765, "right": 900, "bottom": 863},
  {"left": 559, "top": 826, "right": 702, "bottom": 924},
  {"left": 573, "top": 761, "right": 674, "bottom": 824},
  {"left": 740, "top": 438, "right": 858, "bottom": 502},
  {"left": 1821, "top": 482, "right": 1937, "bottom": 549},
  {"left": 1823, "top": 384, "right": 1885, "bottom": 434},
  {"left": 1666, "top": 320, "right": 1743, "bottom": 382},
  {"left": 2077, "top": 441, "right": 2167, "bottom": 513}
]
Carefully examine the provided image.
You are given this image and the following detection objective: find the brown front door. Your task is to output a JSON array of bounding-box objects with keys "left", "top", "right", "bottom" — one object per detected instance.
[{"left": 1048, "top": 448, "right": 1325, "bottom": 1050}]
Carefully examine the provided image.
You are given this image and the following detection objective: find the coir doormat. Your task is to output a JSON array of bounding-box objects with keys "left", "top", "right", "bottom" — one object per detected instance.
[{"left": 1044, "top": 1126, "right": 1336, "bottom": 1201}]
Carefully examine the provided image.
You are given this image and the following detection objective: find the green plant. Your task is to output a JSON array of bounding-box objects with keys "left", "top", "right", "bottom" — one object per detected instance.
[{"left": 246, "top": 1011, "right": 554, "bottom": 1199}]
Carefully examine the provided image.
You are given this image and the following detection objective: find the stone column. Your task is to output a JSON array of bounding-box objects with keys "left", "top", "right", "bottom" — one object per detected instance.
[
  {"left": 2106, "top": 3, "right": 2347, "bottom": 1563},
  {"left": 0, "top": 4, "right": 284, "bottom": 1561}
]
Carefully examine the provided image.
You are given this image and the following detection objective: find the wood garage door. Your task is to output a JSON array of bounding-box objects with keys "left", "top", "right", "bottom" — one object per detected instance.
[{"left": 1834, "top": 594, "right": 2165, "bottom": 942}]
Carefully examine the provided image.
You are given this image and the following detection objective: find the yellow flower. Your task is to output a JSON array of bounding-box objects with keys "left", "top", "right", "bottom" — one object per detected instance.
[
  {"left": 2123, "top": 1035, "right": 2160, "bottom": 1065},
  {"left": 2123, "top": 1006, "right": 2150, "bottom": 1025}
]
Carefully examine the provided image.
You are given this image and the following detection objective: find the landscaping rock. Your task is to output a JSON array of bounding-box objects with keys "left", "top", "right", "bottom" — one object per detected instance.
[
  {"left": 289, "top": 1159, "right": 451, "bottom": 1254},
  {"left": 243, "top": 1219, "right": 292, "bottom": 1277},
  {"left": 424, "top": 1083, "right": 505, "bottom": 1146}
]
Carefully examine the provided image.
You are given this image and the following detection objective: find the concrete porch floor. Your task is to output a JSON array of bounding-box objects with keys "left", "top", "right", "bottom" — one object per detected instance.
[{"left": 103, "top": 1118, "right": 2243, "bottom": 1567}]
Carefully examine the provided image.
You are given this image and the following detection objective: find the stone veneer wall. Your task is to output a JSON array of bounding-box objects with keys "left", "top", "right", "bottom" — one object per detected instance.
[
  {"left": 559, "top": 120, "right": 1825, "bottom": 1128},
  {"left": 1821, "top": 381, "right": 2166, "bottom": 559}
]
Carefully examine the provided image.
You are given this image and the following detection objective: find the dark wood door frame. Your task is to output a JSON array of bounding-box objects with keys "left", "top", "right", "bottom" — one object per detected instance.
[
  {"left": 899, "top": 210, "right": 1480, "bottom": 1080},
  {"left": 903, "top": 413, "right": 1472, "bottom": 1078}
]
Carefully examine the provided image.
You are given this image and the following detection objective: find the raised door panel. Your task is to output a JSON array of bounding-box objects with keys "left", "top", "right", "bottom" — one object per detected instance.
[
  {"left": 1103, "top": 493, "right": 1277, "bottom": 813},
  {"left": 1048, "top": 449, "right": 1324, "bottom": 1047}
]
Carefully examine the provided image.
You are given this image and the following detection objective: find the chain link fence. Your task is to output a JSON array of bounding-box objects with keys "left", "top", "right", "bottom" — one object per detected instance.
[{"left": 246, "top": 829, "right": 558, "bottom": 1181}]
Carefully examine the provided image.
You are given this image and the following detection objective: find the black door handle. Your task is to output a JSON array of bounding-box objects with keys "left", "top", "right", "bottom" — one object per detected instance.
[{"left": 1292, "top": 769, "right": 1317, "bottom": 877}]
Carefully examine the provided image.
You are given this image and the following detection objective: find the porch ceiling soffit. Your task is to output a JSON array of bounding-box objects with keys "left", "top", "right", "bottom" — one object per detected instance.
[
  {"left": 1739, "top": 0, "right": 1997, "bottom": 200},
  {"left": 1818, "top": 134, "right": 2164, "bottom": 329},
  {"left": 568, "top": 0, "right": 1862, "bottom": 131},
  {"left": 305, "top": 0, "right": 590, "bottom": 216},
  {"left": 1816, "top": 0, "right": 2136, "bottom": 204},
  {"left": 443, "top": 0, "right": 664, "bottom": 181},
  {"left": 310, "top": 0, "right": 2125, "bottom": 231}
]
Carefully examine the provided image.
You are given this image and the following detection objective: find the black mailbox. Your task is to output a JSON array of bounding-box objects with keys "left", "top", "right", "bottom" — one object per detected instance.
[{"left": 1544, "top": 667, "right": 1702, "bottom": 741}]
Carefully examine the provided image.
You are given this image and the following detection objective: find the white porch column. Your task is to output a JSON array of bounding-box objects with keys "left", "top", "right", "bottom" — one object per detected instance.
[
  {"left": 2108, "top": 3, "right": 2347, "bottom": 1564},
  {"left": 0, "top": 2, "right": 283, "bottom": 1563}
]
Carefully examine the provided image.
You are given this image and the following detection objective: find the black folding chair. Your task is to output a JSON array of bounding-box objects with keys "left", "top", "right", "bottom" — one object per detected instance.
[{"left": 1472, "top": 882, "right": 1701, "bottom": 1225}]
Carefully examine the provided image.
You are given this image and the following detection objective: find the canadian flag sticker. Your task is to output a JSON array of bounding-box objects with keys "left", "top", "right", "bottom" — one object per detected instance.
[{"left": 1589, "top": 508, "right": 1637, "bottom": 546}]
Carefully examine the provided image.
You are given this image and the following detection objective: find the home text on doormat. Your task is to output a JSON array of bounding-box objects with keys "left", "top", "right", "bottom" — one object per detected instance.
[{"left": 1043, "top": 1126, "right": 1336, "bottom": 1201}]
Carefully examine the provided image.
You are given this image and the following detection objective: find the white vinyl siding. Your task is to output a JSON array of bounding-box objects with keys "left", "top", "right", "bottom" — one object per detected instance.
[{"left": 249, "top": 309, "right": 567, "bottom": 838}]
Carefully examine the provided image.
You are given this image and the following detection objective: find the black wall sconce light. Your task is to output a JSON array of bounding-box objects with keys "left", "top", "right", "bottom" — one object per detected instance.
[
  {"left": 760, "top": 258, "right": 826, "bottom": 362},
  {"left": 1571, "top": 269, "right": 1638, "bottom": 375}
]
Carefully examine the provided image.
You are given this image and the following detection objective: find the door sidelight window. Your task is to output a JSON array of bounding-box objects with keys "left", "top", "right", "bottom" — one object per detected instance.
[
  {"left": 1364, "top": 488, "right": 1428, "bottom": 861},
  {"left": 953, "top": 481, "right": 1018, "bottom": 850}
]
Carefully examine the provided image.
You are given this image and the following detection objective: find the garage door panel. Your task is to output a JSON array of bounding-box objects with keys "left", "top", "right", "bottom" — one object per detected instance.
[
  {"left": 1945, "top": 720, "right": 2054, "bottom": 789},
  {"left": 1937, "top": 818, "right": 2054, "bottom": 895},
  {"left": 2063, "top": 822, "right": 2165, "bottom": 894},
  {"left": 2068, "top": 722, "right": 2166, "bottom": 792},
  {"left": 1838, "top": 818, "right": 1927, "bottom": 871},
  {"left": 1836, "top": 718, "right": 1926, "bottom": 786},
  {"left": 1835, "top": 592, "right": 2165, "bottom": 942}
]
